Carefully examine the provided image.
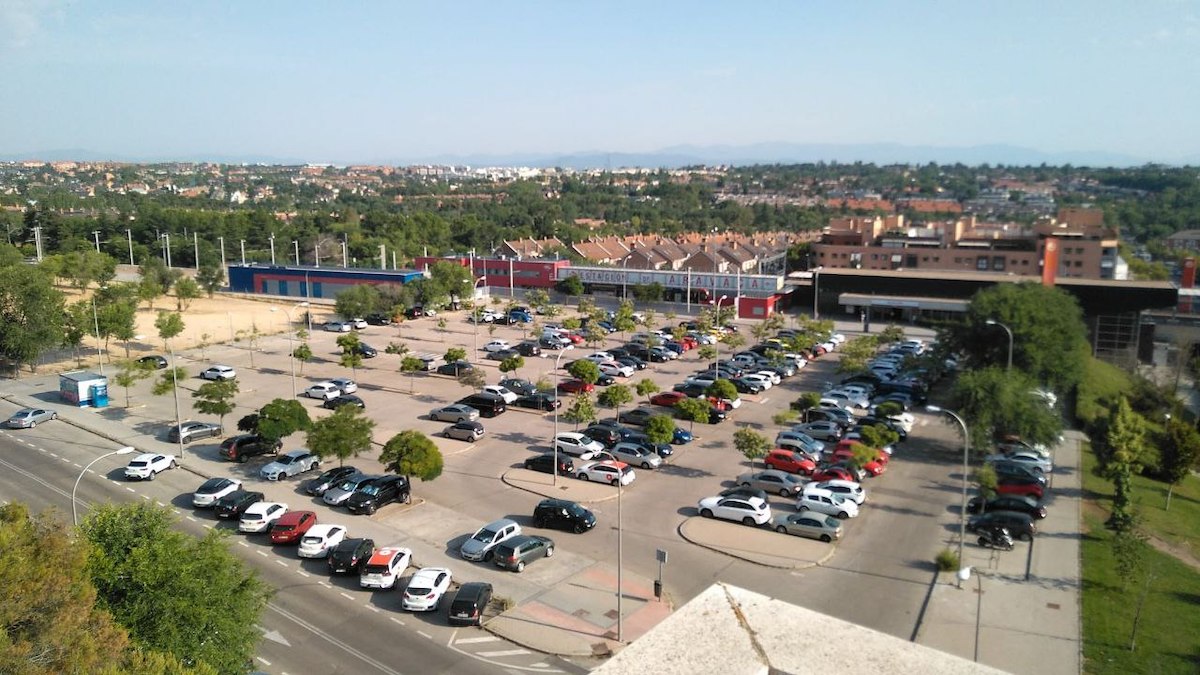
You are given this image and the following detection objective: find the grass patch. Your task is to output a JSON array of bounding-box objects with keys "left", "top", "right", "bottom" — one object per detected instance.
[
  {"left": 1081, "top": 513, "right": 1200, "bottom": 674},
  {"left": 1079, "top": 442, "right": 1200, "bottom": 549}
]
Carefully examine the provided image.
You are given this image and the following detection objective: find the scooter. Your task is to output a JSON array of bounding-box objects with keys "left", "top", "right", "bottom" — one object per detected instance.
[{"left": 977, "top": 526, "right": 1015, "bottom": 551}]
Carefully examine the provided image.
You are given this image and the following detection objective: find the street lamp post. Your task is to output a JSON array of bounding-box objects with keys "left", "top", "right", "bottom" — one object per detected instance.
[
  {"left": 472, "top": 276, "right": 486, "bottom": 362},
  {"left": 73, "top": 446, "right": 136, "bottom": 526},
  {"left": 926, "top": 405, "right": 970, "bottom": 588},
  {"left": 617, "top": 464, "right": 624, "bottom": 642},
  {"left": 985, "top": 319, "right": 1014, "bottom": 371},
  {"left": 271, "top": 301, "right": 310, "bottom": 398},
  {"left": 715, "top": 295, "right": 728, "bottom": 371},
  {"left": 551, "top": 345, "right": 575, "bottom": 487},
  {"left": 621, "top": 257, "right": 631, "bottom": 299},
  {"left": 812, "top": 266, "right": 824, "bottom": 320},
  {"left": 91, "top": 298, "right": 105, "bottom": 375},
  {"left": 169, "top": 343, "right": 185, "bottom": 462}
]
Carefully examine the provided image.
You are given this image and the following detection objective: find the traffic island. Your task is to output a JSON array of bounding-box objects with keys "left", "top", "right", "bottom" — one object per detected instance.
[
  {"left": 678, "top": 516, "right": 838, "bottom": 569},
  {"left": 500, "top": 468, "right": 623, "bottom": 503}
]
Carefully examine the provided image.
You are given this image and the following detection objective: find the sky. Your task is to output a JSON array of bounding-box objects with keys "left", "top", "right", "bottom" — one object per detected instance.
[{"left": 1, "top": 1, "right": 1198, "bottom": 164}]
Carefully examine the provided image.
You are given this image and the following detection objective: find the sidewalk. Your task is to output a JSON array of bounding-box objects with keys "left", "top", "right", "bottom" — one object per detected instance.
[{"left": 913, "top": 431, "right": 1083, "bottom": 674}]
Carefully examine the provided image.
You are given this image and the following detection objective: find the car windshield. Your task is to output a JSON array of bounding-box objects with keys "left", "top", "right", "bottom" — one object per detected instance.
[
  {"left": 824, "top": 517, "right": 839, "bottom": 527},
  {"left": 358, "top": 485, "right": 380, "bottom": 496},
  {"left": 335, "top": 480, "right": 358, "bottom": 491},
  {"left": 567, "top": 504, "right": 588, "bottom": 517},
  {"left": 472, "top": 528, "right": 498, "bottom": 542}
]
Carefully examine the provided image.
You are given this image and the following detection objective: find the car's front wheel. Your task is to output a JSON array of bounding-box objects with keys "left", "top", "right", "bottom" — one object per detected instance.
[
  {"left": 700, "top": 509, "right": 713, "bottom": 518},
  {"left": 838, "top": 511, "right": 849, "bottom": 519},
  {"left": 776, "top": 525, "right": 788, "bottom": 534},
  {"left": 742, "top": 517, "right": 756, "bottom": 527},
  {"left": 51, "top": 413, "right": 57, "bottom": 420},
  {"left": 578, "top": 474, "right": 590, "bottom": 481},
  {"left": 779, "top": 488, "right": 791, "bottom": 497}
]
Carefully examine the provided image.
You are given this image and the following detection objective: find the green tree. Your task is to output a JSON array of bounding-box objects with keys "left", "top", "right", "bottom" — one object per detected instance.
[
  {"left": 844, "top": 441, "right": 879, "bottom": 473},
  {"left": 254, "top": 398, "right": 311, "bottom": 442},
  {"left": 113, "top": 359, "right": 154, "bottom": 408},
  {"left": 498, "top": 355, "right": 525, "bottom": 378},
  {"left": 1161, "top": 417, "right": 1200, "bottom": 510},
  {"left": 598, "top": 384, "right": 634, "bottom": 419},
  {"left": 525, "top": 288, "right": 551, "bottom": 313},
  {"left": 733, "top": 428, "right": 770, "bottom": 467},
  {"left": 292, "top": 342, "right": 313, "bottom": 374},
  {"left": 772, "top": 409, "right": 798, "bottom": 426},
  {"left": 720, "top": 331, "right": 746, "bottom": 356},
  {"left": 1104, "top": 398, "right": 1148, "bottom": 531},
  {"left": 972, "top": 463, "right": 999, "bottom": 510},
  {"left": 336, "top": 332, "right": 363, "bottom": 376},
  {"left": 706, "top": 378, "right": 738, "bottom": 403},
  {"left": 192, "top": 378, "right": 238, "bottom": 428},
  {"left": 675, "top": 397, "right": 713, "bottom": 431},
  {"left": 950, "top": 366, "right": 1062, "bottom": 449},
  {"left": 0, "top": 265, "right": 66, "bottom": 374},
  {"left": 856, "top": 424, "right": 899, "bottom": 452},
  {"left": 380, "top": 430, "right": 444, "bottom": 482},
  {"left": 81, "top": 502, "right": 270, "bottom": 675},
  {"left": 172, "top": 277, "right": 201, "bottom": 312},
  {"left": 558, "top": 275, "right": 584, "bottom": 296},
  {"left": 790, "top": 392, "right": 822, "bottom": 412},
  {"left": 635, "top": 378, "right": 660, "bottom": 402},
  {"left": 563, "top": 392, "right": 597, "bottom": 429},
  {"left": 561, "top": 316, "right": 581, "bottom": 331},
  {"left": 151, "top": 366, "right": 187, "bottom": 397},
  {"left": 154, "top": 311, "right": 184, "bottom": 352},
  {"left": 444, "top": 346, "right": 467, "bottom": 364},
  {"left": 306, "top": 405, "right": 376, "bottom": 467},
  {"left": 195, "top": 265, "right": 224, "bottom": 297},
  {"left": 836, "top": 335, "right": 880, "bottom": 374},
  {"left": 697, "top": 344, "right": 718, "bottom": 366},
  {"left": 87, "top": 285, "right": 138, "bottom": 359},
  {"left": 400, "top": 355, "right": 426, "bottom": 394},
  {"left": 644, "top": 414, "right": 676, "bottom": 445},
  {"left": 457, "top": 366, "right": 487, "bottom": 390},
  {"left": 566, "top": 358, "right": 600, "bottom": 385},
  {"left": 335, "top": 284, "right": 381, "bottom": 320}
]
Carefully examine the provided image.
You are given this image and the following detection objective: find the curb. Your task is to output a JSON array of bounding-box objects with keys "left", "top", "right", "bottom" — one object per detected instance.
[
  {"left": 55, "top": 410, "right": 218, "bottom": 483},
  {"left": 675, "top": 517, "right": 837, "bottom": 569},
  {"left": 499, "top": 469, "right": 621, "bottom": 504},
  {"left": 480, "top": 618, "right": 604, "bottom": 659}
]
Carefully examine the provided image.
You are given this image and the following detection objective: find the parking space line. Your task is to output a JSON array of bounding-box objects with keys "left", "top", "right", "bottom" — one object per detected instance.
[
  {"left": 156, "top": 501, "right": 166, "bottom": 507},
  {"left": 366, "top": 605, "right": 379, "bottom": 613},
  {"left": 186, "top": 516, "right": 197, "bottom": 522},
  {"left": 275, "top": 560, "right": 289, "bottom": 568},
  {"left": 389, "top": 617, "right": 405, "bottom": 626},
  {"left": 318, "top": 581, "right": 331, "bottom": 588},
  {"left": 256, "top": 550, "right": 269, "bottom": 557},
  {"left": 478, "top": 649, "right": 531, "bottom": 657},
  {"left": 255, "top": 657, "right": 271, "bottom": 667},
  {"left": 455, "top": 636, "right": 500, "bottom": 644},
  {"left": 297, "top": 571, "right": 310, "bottom": 578},
  {"left": 125, "top": 487, "right": 136, "bottom": 493},
  {"left": 72, "top": 462, "right": 82, "bottom": 468},
  {"left": 239, "top": 541, "right": 249, "bottom": 547},
  {"left": 418, "top": 631, "right": 432, "bottom": 640},
  {"left": 339, "top": 592, "right": 354, "bottom": 600}
]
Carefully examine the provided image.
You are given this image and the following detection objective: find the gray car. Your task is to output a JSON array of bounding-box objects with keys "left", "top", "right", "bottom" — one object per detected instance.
[
  {"left": 168, "top": 420, "right": 222, "bottom": 443},
  {"left": 460, "top": 518, "right": 522, "bottom": 562},
  {"left": 771, "top": 512, "right": 843, "bottom": 542},
  {"left": 735, "top": 469, "right": 807, "bottom": 497},
  {"left": 5, "top": 408, "right": 57, "bottom": 428},
  {"left": 444, "top": 421, "right": 485, "bottom": 442},
  {"left": 793, "top": 421, "right": 844, "bottom": 442},
  {"left": 322, "top": 475, "right": 379, "bottom": 506},
  {"left": 430, "top": 404, "right": 480, "bottom": 423},
  {"left": 605, "top": 442, "right": 663, "bottom": 470}
]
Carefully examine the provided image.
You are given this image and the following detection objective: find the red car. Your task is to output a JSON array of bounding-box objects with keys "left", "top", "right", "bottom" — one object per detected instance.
[
  {"left": 997, "top": 477, "right": 1045, "bottom": 499},
  {"left": 557, "top": 379, "right": 595, "bottom": 394},
  {"left": 565, "top": 333, "right": 585, "bottom": 345},
  {"left": 830, "top": 443, "right": 888, "bottom": 476},
  {"left": 269, "top": 510, "right": 317, "bottom": 544},
  {"left": 811, "top": 466, "right": 856, "bottom": 483},
  {"left": 763, "top": 449, "right": 816, "bottom": 475},
  {"left": 678, "top": 336, "right": 698, "bottom": 350},
  {"left": 650, "top": 391, "right": 687, "bottom": 407},
  {"left": 707, "top": 396, "right": 732, "bottom": 412}
]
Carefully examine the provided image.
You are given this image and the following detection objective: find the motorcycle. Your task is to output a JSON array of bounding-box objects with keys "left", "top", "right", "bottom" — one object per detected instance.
[{"left": 977, "top": 526, "right": 1015, "bottom": 551}]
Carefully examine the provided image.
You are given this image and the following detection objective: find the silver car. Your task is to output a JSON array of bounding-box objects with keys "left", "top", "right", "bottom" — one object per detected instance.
[
  {"left": 460, "top": 519, "right": 522, "bottom": 562},
  {"left": 606, "top": 442, "right": 663, "bottom": 470},
  {"left": 5, "top": 408, "right": 57, "bottom": 428},
  {"left": 771, "top": 512, "right": 843, "bottom": 542},
  {"left": 735, "top": 469, "right": 806, "bottom": 497},
  {"left": 260, "top": 450, "right": 320, "bottom": 481},
  {"left": 430, "top": 404, "right": 479, "bottom": 423},
  {"left": 323, "top": 475, "right": 379, "bottom": 506}
]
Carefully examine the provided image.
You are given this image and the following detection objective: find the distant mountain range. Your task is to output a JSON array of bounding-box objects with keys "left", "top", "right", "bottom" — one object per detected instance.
[{"left": 2, "top": 142, "right": 1187, "bottom": 169}]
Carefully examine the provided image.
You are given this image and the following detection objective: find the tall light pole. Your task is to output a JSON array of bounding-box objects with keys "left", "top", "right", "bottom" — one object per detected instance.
[
  {"left": 293, "top": 240, "right": 301, "bottom": 266},
  {"left": 126, "top": 229, "right": 135, "bottom": 265},
  {"left": 621, "top": 256, "right": 631, "bottom": 299},
  {"left": 551, "top": 345, "right": 575, "bottom": 487},
  {"left": 926, "top": 405, "right": 970, "bottom": 589},
  {"left": 715, "top": 295, "right": 728, "bottom": 372},
  {"left": 985, "top": 319, "right": 1014, "bottom": 371},
  {"left": 91, "top": 298, "right": 105, "bottom": 375},
  {"left": 271, "top": 301, "right": 309, "bottom": 399},
  {"left": 617, "top": 462, "right": 624, "bottom": 642},
  {"left": 812, "top": 266, "right": 823, "bottom": 320},
  {"left": 73, "top": 446, "right": 136, "bottom": 526},
  {"left": 472, "top": 276, "right": 486, "bottom": 362},
  {"left": 169, "top": 342, "right": 185, "bottom": 462}
]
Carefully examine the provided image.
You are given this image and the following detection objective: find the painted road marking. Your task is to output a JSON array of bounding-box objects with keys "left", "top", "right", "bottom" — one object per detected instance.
[
  {"left": 339, "top": 592, "right": 354, "bottom": 601},
  {"left": 418, "top": 631, "right": 432, "bottom": 640},
  {"left": 389, "top": 617, "right": 405, "bottom": 626},
  {"left": 297, "top": 571, "right": 310, "bottom": 578},
  {"left": 456, "top": 636, "right": 500, "bottom": 644},
  {"left": 478, "top": 649, "right": 531, "bottom": 657},
  {"left": 255, "top": 657, "right": 271, "bottom": 667},
  {"left": 318, "top": 581, "right": 331, "bottom": 588},
  {"left": 256, "top": 550, "right": 269, "bottom": 557},
  {"left": 125, "top": 487, "right": 136, "bottom": 493},
  {"left": 275, "top": 560, "right": 289, "bottom": 568},
  {"left": 186, "top": 516, "right": 197, "bottom": 522},
  {"left": 367, "top": 605, "right": 380, "bottom": 613},
  {"left": 239, "top": 541, "right": 249, "bottom": 547}
]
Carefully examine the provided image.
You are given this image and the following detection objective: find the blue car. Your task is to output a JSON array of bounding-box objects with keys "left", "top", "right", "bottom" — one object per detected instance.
[
  {"left": 663, "top": 341, "right": 685, "bottom": 355},
  {"left": 672, "top": 428, "right": 693, "bottom": 445},
  {"left": 598, "top": 320, "right": 616, "bottom": 332},
  {"left": 508, "top": 311, "right": 533, "bottom": 323}
]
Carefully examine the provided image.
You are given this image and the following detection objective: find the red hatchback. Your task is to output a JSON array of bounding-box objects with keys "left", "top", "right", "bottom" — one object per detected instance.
[
  {"left": 650, "top": 391, "right": 687, "bottom": 407},
  {"left": 811, "top": 466, "right": 856, "bottom": 483},
  {"left": 270, "top": 511, "right": 317, "bottom": 544},
  {"left": 557, "top": 379, "right": 595, "bottom": 394},
  {"left": 764, "top": 449, "right": 816, "bottom": 475},
  {"left": 830, "top": 442, "right": 888, "bottom": 476},
  {"left": 997, "top": 477, "right": 1045, "bottom": 500}
]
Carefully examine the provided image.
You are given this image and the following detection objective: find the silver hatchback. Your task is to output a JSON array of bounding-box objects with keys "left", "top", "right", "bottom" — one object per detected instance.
[{"left": 323, "top": 475, "right": 378, "bottom": 506}]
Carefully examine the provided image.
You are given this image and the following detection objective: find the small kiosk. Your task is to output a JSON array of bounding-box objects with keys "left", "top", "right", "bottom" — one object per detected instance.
[{"left": 59, "top": 371, "right": 109, "bottom": 408}]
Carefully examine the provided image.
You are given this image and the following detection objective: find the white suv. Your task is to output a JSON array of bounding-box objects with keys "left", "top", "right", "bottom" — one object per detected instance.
[
  {"left": 797, "top": 488, "right": 859, "bottom": 519},
  {"left": 697, "top": 495, "right": 772, "bottom": 526},
  {"left": 360, "top": 547, "right": 413, "bottom": 589}
]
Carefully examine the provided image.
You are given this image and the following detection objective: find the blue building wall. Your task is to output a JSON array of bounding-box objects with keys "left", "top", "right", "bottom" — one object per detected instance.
[{"left": 227, "top": 265, "right": 423, "bottom": 299}]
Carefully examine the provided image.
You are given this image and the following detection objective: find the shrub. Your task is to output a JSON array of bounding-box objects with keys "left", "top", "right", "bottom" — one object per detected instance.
[{"left": 935, "top": 548, "right": 960, "bottom": 572}]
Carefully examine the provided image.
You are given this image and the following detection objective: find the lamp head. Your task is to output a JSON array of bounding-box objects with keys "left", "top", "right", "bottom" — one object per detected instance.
[
  {"left": 985, "top": 319, "right": 998, "bottom": 326},
  {"left": 925, "top": 405, "right": 943, "bottom": 413},
  {"left": 115, "top": 446, "right": 137, "bottom": 455}
]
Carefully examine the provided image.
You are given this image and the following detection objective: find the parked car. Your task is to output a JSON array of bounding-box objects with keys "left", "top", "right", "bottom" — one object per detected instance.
[
  {"left": 269, "top": 510, "right": 317, "bottom": 544},
  {"left": 493, "top": 535, "right": 555, "bottom": 572},
  {"left": 124, "top": 453, "right": 177, "bottom": 481},
  {"left": 523, "top": 453, "right": 575, "bottom": 476},
  {"left": 238, "top": 502, "right": 288, "bottom": 533},
  {"left": 764, "top": 449, "right": 817, "bottom": 475},
  {"left": 697, "top": 495, "right": 772, "bottom": 526},
  {"left": 650, "top": 391, "right": 687, "bottom": 407},
  {"left": 323, "top": 475, "right": 380, "bottom": 507},
  {"left": 806, "top": 479, "right": 867, "bottom": 505},
  {"left": 360, "top": 546, "right": 414, "bottom": 589},
  {"left": 402, "top": 568, "right": 453, "bottom": 611},
  {"left": 990, "top": 460, "right": 1047, "bottom": 484},
  {"left": 365, "top": 312, "right": 393, "bottom": 326},
  {"left": 323, "top": 394, "right": 365, "bottom": 410},
  {"left": 967, "top": 511, "right": 1037, "bottom": 541},
  {"left": 576, "top": 460, "right": 635, "bottom": 485},
  {"left": 305, "top": 466, "right": 360, "bottom": 496},
  {"left": 719, "top": 485, "right": 769, "bottom": 501},
  {"left": 735, "top": 469, "right": 806, "bottom": 497},
  {"left": 557, "top": 379, "right": 595, "bottom": 394},
  {"left": 499, "top": 378, "right": 537, "bottom": 396},
  {"left": 437, "top": 360, "right": 475, "bottom": 376},
  {"left": 167, "top": 420, "right": 222, "bottom": 443},
  {"left": 810, "top": 466, "right": 856, "bottom": 483},
  {"left": 515, "top": 393, "right": 560, "bottom": 411},
  {"left": 200, "top": 365, "right": 237, "bottom": 380},
  {"left": 137, "top": 355, "right": 169, "bottom": 369},
  {"left": 797, "top": 488, "right": 859, "bottom": 519},
  {"left": 772, "top": 513, "right": 843, "bottom": 542},
  {"left": 482, "top": 339, "right": 511, "bottom": 353},
  {"left": 533, "top": 498, "right": 595, "bottom": 533},
  {"left": 304, "top": 382, "right": 341, "bottom": 400},
  {"left": 345, "top": 475, "right": 411, "bottom": 515},
  {"left": 219, "top": 434, "right": 282, "bottom": 463},
  {"left": 481, "top": 385, "right": 519, "bottom": 404},
  {"left": 260, "top": 449, "right": 320, "bottom": 481},
  {"left": 515, "top": 341, "right": 542, "bottom": 357},
  {"left": 616, "top": 407, "right": 657, "bottom": 427},
  {"left": 430, "top": 404, "right": 480, "bottom": 423},
  {"left": 554, "top": 432, "right": 603, "bottom": 459},
  {"left": 995, "top": 476, "right": 1046, "bottom": 500},
  {"left": 444, "top": 421, "right": 485, "bottom": 442},
  {"left": 327, "top": 537, "right": 375, "bottom": 574},
  {"left": 460, "top": 519, "right": 522, "bottom": 562},
  {"left": 213, "top": 490, "right": 264, "bottom": 519},
  {"left": 967, "top": 494, "right": 1047, "bottom": 519},
  {"left": 324, "top": 321, "right": 353, "bottom": 332},
  {"left": 298, "top": 523, "right": 348, "bottom": 558},
  {"left": 192, "top": 477, "right": 242, "bottom": 508},
  {"left": 792, "top": 421, "right": 844, "bottom": 442},
  {"left": 448, "top": 582, "right": 493, "bottom": 627},
  {"left": 456, "top": 393, "right": 507, "bottom": 418},
  {"left": 355, "top": 343, "right": 378, "bottom": 358},
  {"left": 4, "top": 408, "right": 57, "bottom": 429},
  {"left": 985, "top": 450, "right": 1054, "bottom": 474},
  {"left": 607, "top": 442, "right": 663, "bottom": 469}
]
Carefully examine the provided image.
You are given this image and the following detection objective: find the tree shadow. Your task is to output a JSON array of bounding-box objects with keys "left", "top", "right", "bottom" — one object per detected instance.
[
  {"left": 657, "top": 464, "right": 714, "bottom": 479},
  {"left": 1172, "top": 591, "right": 1200, "bottom": 605}
]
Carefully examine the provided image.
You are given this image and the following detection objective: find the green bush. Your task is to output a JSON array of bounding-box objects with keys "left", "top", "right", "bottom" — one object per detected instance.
[
  {"left": 935, "top": 548, "right": 960, "bottom": 572},
  {"left": 1075, "top": 358, "right": 1133, "bottom": 432}
]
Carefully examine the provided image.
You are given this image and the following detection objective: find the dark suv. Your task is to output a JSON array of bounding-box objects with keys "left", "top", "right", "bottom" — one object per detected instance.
[
  {"left": 213, "top": 490, "right": 264, "bottom": 519},
  {"left": 219, "top": 434, "right": 282, "bottom": 463},
  {"left": 345, "top": 475, "right": 411, "bottom": 515},
  {"left": 457, "top": 393, "right": 507, "bottom": 418},
  {"left": 448, "top": 582, "right": 494, "bottom": 627},
  {"left": 327, "top": 538, "right": 375, "bottom": 574},
  {"left": 493, "top": 535, "right": 555, "bottom": 572},
  {"left": 533, "top": 498, "right": 595, "bottom": 534},
  {"left": 967, "top": 511, "right": 1037, "bottom": 541}
]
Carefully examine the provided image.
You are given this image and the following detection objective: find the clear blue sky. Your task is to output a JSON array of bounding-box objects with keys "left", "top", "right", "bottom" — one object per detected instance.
[{"left": 2, "top": 1, "right": 1198, "bottom": 163}]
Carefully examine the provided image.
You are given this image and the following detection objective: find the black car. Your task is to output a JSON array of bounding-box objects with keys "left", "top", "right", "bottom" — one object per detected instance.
[
  {"left": 499, "top": 378, "right": 537, "bottom": 396},
  {"left": 448, "top": 582, "right": 493, "bottom": 627},
  {"left": 646, "top": 349, "right": 671, "bottom": 363},
  {"left": 356, "top": 343, "right": 378, "bottom": 358},
  {"left": 533, "top": 498, "right": 596, "bottom": 534},
  {"left": 624, "top": 344, "right": 651, "bottom": 359},
  {"left": 719, "top": 485, "right": 769, "bottom": 502},
  {"left": 457, "top": 393, "right": 507, "bottom": 418},
  {"left": 345, "top": 475, "right": 411, "bottom": 515},
  {"left": 615, "top": 356, "right": 647, "bottom": 371},
  {"left": 324, "top": 394, "right": 366, "bottom": 410},
  {"left": 595, "top": 374, "right": 616, "bottom": 387},
  {"left": 582, "top": 425, "right": 622, "bottom": 448},
  {"left": 137, "top": 355, "right": 168, "bottom": 369},
  {"left": 622, "top": 432, "right": 674, "bottom": 459},
  {"left": 515, "top": 341, "right": 542, "bottom": 357},
  {"left": 515, "top": 393, "right": 560, "bottom": 411},
  {"left": 803, "top": 407, "right": 853, "bottom": 428},
  {"left": 855, "top": 417, "right": 908, "bottom": 440},
  {"left": 218, "top": 434, "right": 282, "bottom": 463},
  {"left": 437, "top": 360, "right": 474, "bottom": 376},
  {"left": 213, "top": 490, "right": 265, "bottom": 519},
  {"left": 990, "top": 460, "right": 1047, "bottom": 484},
  {"left": 672, "top": 382, "right": 709, "bottom": 398},
  {"left": 328, "top": 537, "right": 375, "bottom": 574},
  {"left": 406, "top": 306, "right": 427, "bottom": 319},
  {"left": 365, "top": 313, "right": 393, "bottom": 326},
  {"left": 967, "top": 495, "right": 1047, "bottom": 519},
  {"left": 305, "top": 466, "right": 361, "bottom": 496},
  {"left": 617, "top": 408, "right": 656, "bottom": 427},
  {"left": 967, "top": 511, "right": 1037, "bottom": 541},
  {"left": 538, "top": 337, "right": 566, "bottom": 350},
  {"left": 607, "top": 347, "right": 630, "bottom": 359},
  {"left": 523, "top": 454, "right": 575, "bottom": 476},
  {"left": 730, "top": 378, "right": 764, "bottom": 395}
]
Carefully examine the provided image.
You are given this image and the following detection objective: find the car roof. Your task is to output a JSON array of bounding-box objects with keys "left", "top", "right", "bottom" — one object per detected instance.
[
  {"left": 307, "top": 523, "right": 343, "bottom": 535},
  {"left": 274, "top": 510, "right": 314, "bottom": 524},
  {"left": 367, "top": 546, "right": 409, "bottom": 564},
  {"left": 130, "top": 453, "right": 159, "bottom": 461},
  {"left": 411, "top": 567, "right": 450, "bottom": 580},
  {"left": 280, "top": 449, "right": 312, "bottom": 458}
]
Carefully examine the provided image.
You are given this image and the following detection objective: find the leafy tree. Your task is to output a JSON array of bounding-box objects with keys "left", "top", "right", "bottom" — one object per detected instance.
[
  {"left": 790, "top": 392, "right": 822, "bottom": 412},
  {"left": 400, "top": 355, "right": 426, "bottom": 393},
  {"left": 636, "top": 378, "right": 660, "bottom": 402},
  {"left": 836, "top": 336, "right": 879, "bottom": 374},
  {"left": 444, "top": 346, "right": 467, "bottom": 363},
  {"left": 567, "top": 358, "right": 600, "bottom": 385},
  {"left": 675, "top": 397, "right": 713, "bottom": 431},
  {"left": 336, "top": 332, "right": 363, "bottom": 376},
  {"left": 254, "top": 398, "right": 311, "bottom": 442},
  {"left": 335, "top": 284, "right": 381, "bottom": 320},
  {"left": 457, "top": 367, "right": 487, "bottom": 390},
  {"left": 0, "top": 265, "right": 66, "bottom": 374},
  {"left": 0, "top": 503, "right": 132, "bottom": 674},
  {"left": 172, "top": 277, "right": 201, "bottom": 312},
  {"left": 772, "top": 409, "right": 798, "bottom": 426},
  {"left": 236, "top": 413, "right": 260, "bottom": 434},
  {"left": 113, "top": 359, "right": 155, "bottom": 407},
  {"left": 385, "top": 342, "right": 409, "bottom": 356},
  {"left": 558, "top": 275, "right": 584, "bottom": 296},
  {"left": 151, "top": 366, "right": 187, "bottom": 397},
  {"left": 307, "top": 405, "right": 376, "bottom": 467},
  {"left": 498, "top": 355, "right": 525, "bottom": 377},
  {"left": 380, "top": 430, "right": 444, "bottom": 482},
  {"left": 1104, "top": 398, "right": 1148, "bottom": 531},
  {"left": 577, "top": 296, "right": 596, "bottom": 315},
  {"left": 535, "top": 376, "right": 555, "bottom": 393},
  {"left": 598, "top": 384, "right": 634, "bottom": 418},
  {"left": 1160, "top": 417, "right": 1200, "bottom": 510},
  {"left": 81, "top": 502, "right": 270, "bottom": 675},
  {"left": 950, "top": 366, "right": 1062, "bottom": 449},
  {"left": 195, "top": 265, "right": 224, "bottom": 297},
  {"left": 697, "top": 344, "right": 718, "bottom": 365},
  {"left": 720, "top": 332, "right": 746, "bottom": 356},
  {"left": 292, "top": 342, "right": 313, "bottom": 374},
  {"left": 733, "top": 428, "right": 770, "bottom": 467},
  {"left": 563, "top": 392, "right": 597, "bottom": 429},
  {"left": 154, "top": 311, "right": 184, "bottom": 352},
  {"left": 972, "top": 464, "right": 999, "bottom": 510},
  {"left": 525, "top": 289, "right": 551, "bottom": 312},
  {"left": 707, "top": 378, "right": 738, "bottom": 402},
  {"left": 856, "top": 424, "right": 899, "bottom": 452},
  {"left": 644, "top": 414, "right": 676, "bottom": 445},
  {"left": 844, "top": 442, "right": 879, "bottom": 473},
  {"left": 192, "top": 378, "right": 238, "bottom": 428}
]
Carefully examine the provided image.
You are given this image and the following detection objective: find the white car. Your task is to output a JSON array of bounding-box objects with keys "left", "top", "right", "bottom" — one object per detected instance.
[
  {"left": 741, "top": 373, "right": 774, "bottom": 390},
  {"left": 124, "top": 453, "right": 177, "bottom": 481},
  {"left": 598, "top": 361, "right": 634, "bottom": 378},
  {"left": 755, "top": 370, "right": 782, "bottom": 386},
  {"left": 330, "top": 378, "right": 357, "bottom": 394},
  {"left": 481, "top": 385, "right": 518, "bottom": 404},
  {"left": 576, "top": 460, "right": 635, "bottom": 486},
  {"left": 402, "top": 567, "right": 453, "bottom": 611},
  {"left": 238, "top": 502, "right": 288, "bottom": 533},
  {"left": 200, "top": 365, "right": 236, "bottom": 381},
  {"left": 986, "top": 450, "right": 1054, "bottom": 474},
  {"left": 697, "top": 495, "right": 772, "bottom": 526},
  {"left": 797, "top": 488, "right": 859, "bottom": 519},
  {"left": 822, "top": 390, "right": 869, "bottom": 409},
  {"left": 304, "top": 382, "right": 341, "bottom": 400},
  {"left": 718, "top": 396, "right": 743, "bottom": 410},
  {"left": 482, "top": 340, "right": 511, "bottom": 353},
  {"left": 829, "top": 333, "right": 847, "bottom": 345},
  {"left": 878, "top": 411, "right": 915, "bottom": 433},
  {"left": 805, "top": 479, "right": 867, "bottom": 505},
  {"left": 350, "top": 317, "right": 368, "bottom": 329},
  {"left": 586, "top": 352, "right": 614, "bottom": 363},
  {"left": 835, "top": 385, "right": 874, "bottom": 400},
  {"left": 784, "top": 354, "right": 809, "bottom": 369},
  {"left": 260, "top": 449, "right": 321, "bottom": 481},
  {"left": 324, "top": 321, "right": 352, "bottom": 332},
  {"left": 298, "top": 524, "right": 347, "bottom": 558},
  {"left": 360, "top": 546, "right": 413, "bottom": 589},
  {"left": 192, "top": 477, "right": 242, "bottom": 507},
  {"left": 554, "top": 432, "right": 603, "bottom": 459}
]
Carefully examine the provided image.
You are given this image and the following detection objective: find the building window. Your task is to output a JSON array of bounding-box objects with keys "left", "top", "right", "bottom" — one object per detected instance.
[
  {"left": 992, "top": 256, "right": 1006, "bottom": 271},
  {"left": 752, "top": 306, "right": 765, "bottom": 316},
  {"left": 1075, "top": 260, "right": 1083, "bottom": 267},
  {"left": 954, "top": 257, "right": 962, "bottom": 264}
]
